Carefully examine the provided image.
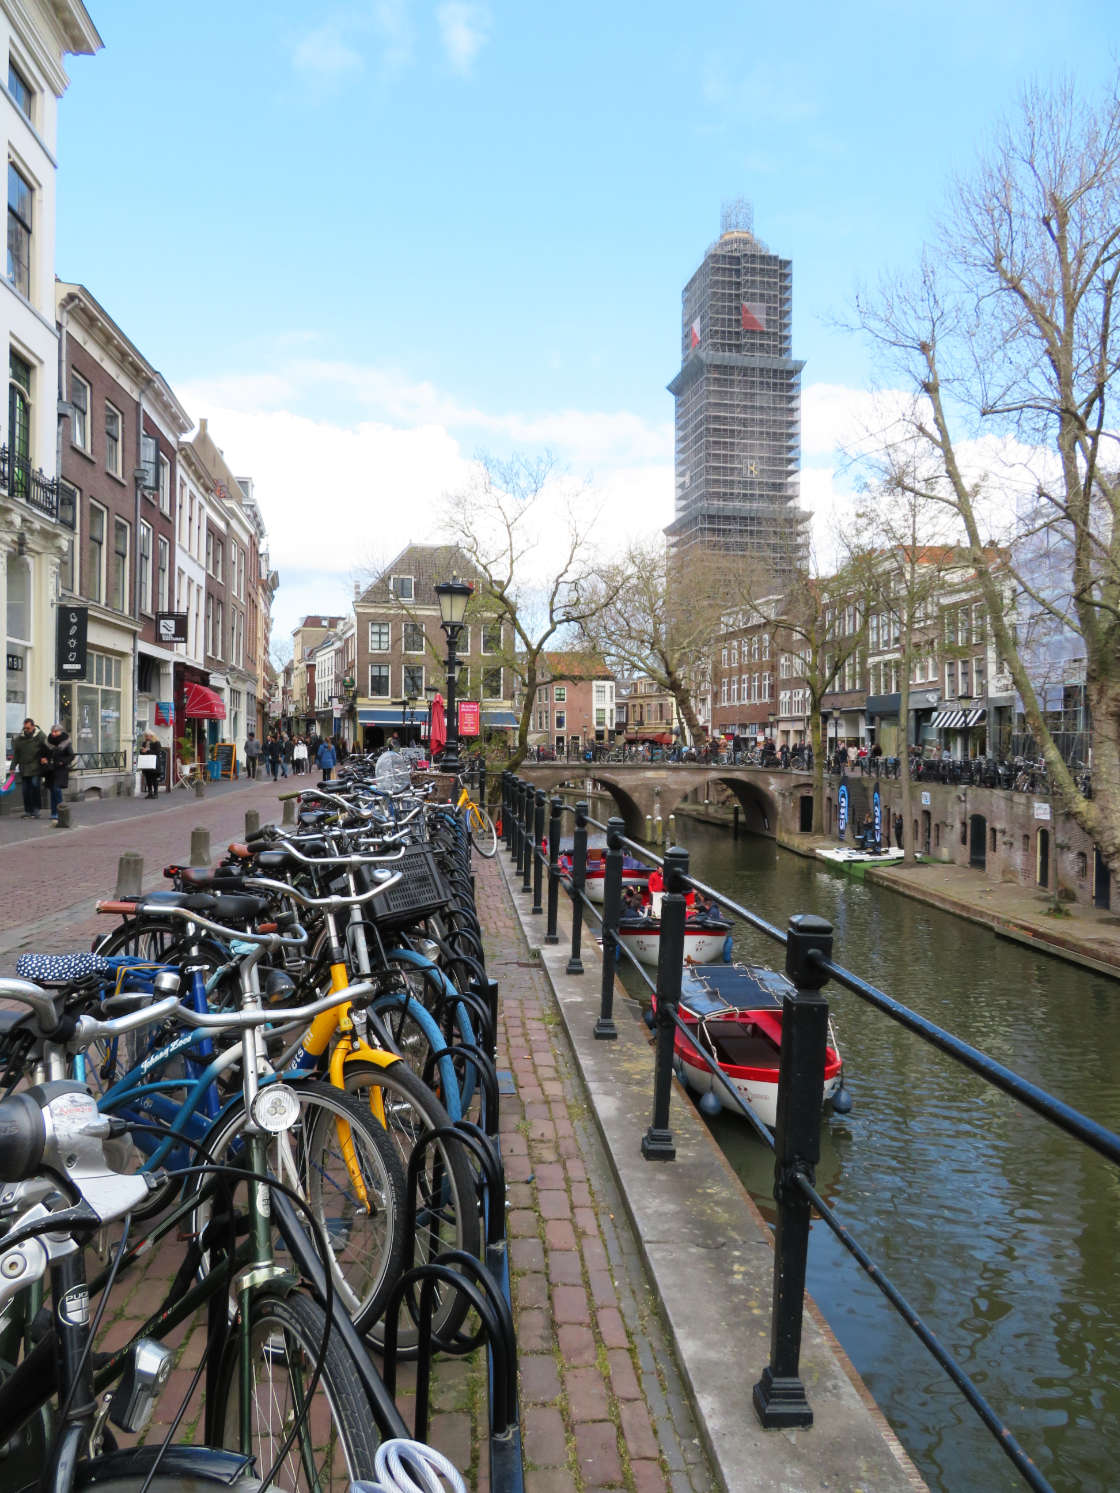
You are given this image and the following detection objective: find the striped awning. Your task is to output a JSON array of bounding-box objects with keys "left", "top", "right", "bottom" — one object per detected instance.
[{"left": 931, "top": 708, "right": 987, "bottom": 729}]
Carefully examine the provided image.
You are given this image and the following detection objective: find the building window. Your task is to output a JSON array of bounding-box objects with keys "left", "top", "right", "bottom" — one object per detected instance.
[
  {"left": 138, "top": 521, "right": 152, "bottom": 613},
  {"left": 8, "top": 58, "right": 33, "bottom": 119},
  {"left": 730, "top": 641, "right": 738, "bottom": 666},
  {"left": 403, "top": 664, "right": 424, "bottom": 696},
  {"left": 482, "top": 623, "right": 502, "bottom": 654},
  {"left": 60, "top": 650, "right": 122, "bottom": 761},
  {"left": 368, "top": 664, "right": 390, "bottom": 696},
  {"left": 553, "top": 685, "right": 566, "bottom": 703},
  {"left": 730, "top": 677, "right": 738, "bottom": 704},
  {"left": 721, "top": 678, "right": 728, "bottom": 704},
  {"left": 594, "top": 708, "right": 606, "bottom": 727},
  {"left": 87, "top": 502, "right": 106, "bottom": 604},
  {"left": 403, "top": 621, "right": 424, "bottom": 653},
  {"left": 105, "top": 402, "right": 122, "bottom": 477},
  {"left": 215, "top": 600, "right": 223, "bottom": 658},
  {"left": 6, "top": 162, "right": 31, "bottom": 298},
  {"left": 391, "top": 575, "right": 414, "bottom": 600},
  {"left": 8, "top": 349, "right": 30, "bottom": 496},
  {"left": 59, "top": 483, "right": 78, "bottom": 592},
  {"left": 368, "top": 621, "right": 389, "bottom": 651},
  {"left": 555, "top": 710, "right": 566, "bottom": 731},
  {"left": 70, "top": 372, "right": 90, "bottom": 451},
  {"left": 205, "top": 595, "right": 214, "bottom": 655},
  {"left": 111, "top": 518, "right": 129, "bottom": 612},
  {"left": 158, "top": 455, "right": 170, "bottom": 514},
  {"left": 721, "top": 646, "right": 728, "bottom": 667},
  {"left": 482, "top": 667, "right": 502, "bottom": 699},
  {"left": 157, "top": 537, "right": 169, "bottom": 612}
]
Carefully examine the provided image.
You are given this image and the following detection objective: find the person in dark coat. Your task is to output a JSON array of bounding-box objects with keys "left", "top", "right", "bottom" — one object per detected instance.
[
  {"left": 10, "top": 717, "right": 47, "bottom": 818},
  {"left": 893, "top": 812, "right": 904, "bottom": 850},
  {"left": 138, "top": 732, "right": 163, "bottom": 800},
  {"left": 42, "top": 724, "right": 74, "bottom": 821},
  {"left": 266, "top": 735, "right": 282, "bottom": 781}
]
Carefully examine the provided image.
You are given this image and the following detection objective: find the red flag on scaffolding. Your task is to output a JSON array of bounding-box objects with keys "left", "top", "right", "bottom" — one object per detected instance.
[
  {"left": 741, "top": 302, "right": 767, "bottom": 332},
  {"left": 689, "top": 320, "right": 700, "bottom": 349}
]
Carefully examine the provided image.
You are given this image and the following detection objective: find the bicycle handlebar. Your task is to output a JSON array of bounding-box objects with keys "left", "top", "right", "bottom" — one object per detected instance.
[
  {"left": 242, "top": 872, "right": 402, "bottom": 910},
  {"left": 171, "top": 979, "right": 377, "bottom": 1030},
  {"left": 133, "top": 902, "right": 307, "bottom": 949}
]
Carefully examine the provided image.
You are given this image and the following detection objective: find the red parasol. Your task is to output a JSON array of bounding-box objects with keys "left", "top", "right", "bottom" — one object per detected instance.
[{"left": 429, "top": 693, "right": 447, "bottom": 757}]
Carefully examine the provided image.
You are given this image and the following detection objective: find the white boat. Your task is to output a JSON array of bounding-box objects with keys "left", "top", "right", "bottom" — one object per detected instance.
[
  {"left": 656, "top": 964, "right": 846, "bottom": 1128},
  {"left": 616, "top": 912, "right": 733, "bottom": 967},
  {"left": 816, "top": 845, "right": 905, "bottom": 866},
  {"left": 560, "top": 849, "right": 649, "bottom": 904}
]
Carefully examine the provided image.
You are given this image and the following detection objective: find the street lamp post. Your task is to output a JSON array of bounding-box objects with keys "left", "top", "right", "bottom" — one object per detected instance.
[{"left": 435, "top": 579, "right": 473, "bottom": 775}]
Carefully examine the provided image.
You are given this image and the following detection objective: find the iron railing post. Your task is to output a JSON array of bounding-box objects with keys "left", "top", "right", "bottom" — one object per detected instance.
[
  {"left": 511, "top": 779, "right": 524, "bottom": 870},
  {"left": 642, "top": 844, "right": 688, "bottom": 1160},
  {"left": 546, "top": 795, "right": 562, "bottom": 945},
  {"left": 595, "top": 815, "right": 625, "bottom": 1040},
  {"left": 753, "top": 912, "right": 832, "bottom": 1429},
  {"left": 501, "top": 772, "right": 513, "bottom": 854},
  {"left": 522, "top": 781, "right": 535, "bottom": 895},
  {"left": 566, "top": 801, "right": 589, "bottom": 975},
  {"left": 531, "top": 788, "right": 546, "bottom": 913}
]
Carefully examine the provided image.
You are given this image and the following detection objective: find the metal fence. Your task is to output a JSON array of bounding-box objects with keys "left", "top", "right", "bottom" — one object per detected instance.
[{"left": 498, "top": 769, "right": 1120, "bottom": 1493}]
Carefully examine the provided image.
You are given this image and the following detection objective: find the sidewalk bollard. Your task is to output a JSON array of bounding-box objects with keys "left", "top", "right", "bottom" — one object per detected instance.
[
  {"left": 245, "top": 809, "right": 260, "bottom": 839},
  {"left": 642, "top": 845, "right": 688, "bottom": 1161},
  {"left": 190, "top": 827, "right": 211, "bottom": 867},
  {"left": 654, "top": 814, "right": 663, "bottom": 843},
  {"left": 56, "top": 803, "right": 71, "bottom": 830},
  {"left": 753, "top": 913, "right": 833, "bottom": 1430},
  {"left": 115, "top": 852, "right": 144, "bottom": 899},
  {"left": 595, "top": 816, "right": 625, "bottom": 1040},
  {"left": 566, "top": 801, "right": 589, "bottom": 975},
  {"left": 193, "top": 777, "right": 205, "bottom": 799},
  {"left": 668, "top": 813, "right": 675, "bottom": 840},
  {"left": 645, "top": 814, "right": 653, "bottom": 841},
  {"left": 546, "top": 796, "right": 562, "bottom": 945},
  {"left": 282, "top": 797, "right": 297, "bottom": 826},
  {"left": 531, "top": 789, "right": 546, "bottom": 914}
]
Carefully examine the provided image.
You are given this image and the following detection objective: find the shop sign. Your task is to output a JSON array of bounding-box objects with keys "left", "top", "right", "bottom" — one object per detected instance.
[
  {"left": 921, "top": 791, "right": 931, "bottom": 806},
  {"left": 156, "top": 612, "right": 189, "bottom": 645},
  {"left": 56, "top": 606, "right": 88, "bottom": 679},
  {"left": 837, "top": 782, "right": 849, "bottom": 838},
  {"left": 873, "top": 787, "right": 882, "bottom": 843},
  {"left": 1033, "top": 801, "right": 1052, "bottom": 820},
  {"left": 458, "top": 700, "right": 480, "bottom": 737}
]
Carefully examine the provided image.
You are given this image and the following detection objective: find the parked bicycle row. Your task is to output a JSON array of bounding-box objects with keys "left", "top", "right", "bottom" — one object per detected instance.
[{"left": 0, "top": 750, "right": 519, "bottom": 1493}]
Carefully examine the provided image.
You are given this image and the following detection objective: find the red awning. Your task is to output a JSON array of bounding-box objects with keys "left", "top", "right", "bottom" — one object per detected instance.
[{"left": 183, "top": 682, "right": 226, "bottom": 720}]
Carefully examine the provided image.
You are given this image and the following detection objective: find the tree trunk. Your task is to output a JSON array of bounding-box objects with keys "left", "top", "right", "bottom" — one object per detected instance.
[
  {"left": 810, "top": 709, "right": 826, "bottom": 836},
  {"left": 898, "top": 676, "right": 914, "bottom": 864}
]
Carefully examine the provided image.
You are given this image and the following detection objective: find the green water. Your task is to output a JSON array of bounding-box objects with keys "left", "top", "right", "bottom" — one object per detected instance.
[{"left": 636, "top": 820, "right": 1120, "bottom": 1493}]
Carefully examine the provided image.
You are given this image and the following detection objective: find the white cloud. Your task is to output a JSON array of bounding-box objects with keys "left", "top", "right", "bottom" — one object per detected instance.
[
  {"left": 436, "top": 2, "right": 491, "bottom": 75},
  {"left": 292, "top": 24, "right": 364, "bottom": 84}
]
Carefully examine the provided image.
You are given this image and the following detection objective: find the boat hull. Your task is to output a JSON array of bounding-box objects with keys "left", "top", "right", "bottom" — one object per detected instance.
[{"left": 617, "top": 922, "right": 731, "bottom": 967}]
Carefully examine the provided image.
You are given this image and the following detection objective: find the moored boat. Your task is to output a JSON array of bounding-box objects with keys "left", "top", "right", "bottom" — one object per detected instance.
[
  {"left": 616, "top": 910, "right": 733, "bottom": 967},
  {"left": 654, "top": 963, "right": 846, "bottom": 1127},
  {"left": 560, "top": 849, "right": 650, "bottom": 903},
  {"left": 816, "top": 845, "right": 904, "bottom": 866}
]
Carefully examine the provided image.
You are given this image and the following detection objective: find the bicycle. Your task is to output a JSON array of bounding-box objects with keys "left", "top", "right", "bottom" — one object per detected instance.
[
  {"left": 0, "top": 973, "right": 403, "bottom": 1492},
  {"left": 455, "top": 774, "right": 497, "bottom": 858}
]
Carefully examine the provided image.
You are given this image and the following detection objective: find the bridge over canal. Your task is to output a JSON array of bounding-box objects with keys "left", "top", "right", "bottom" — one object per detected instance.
[{"left": 516, "top": 761, "right": 816, "bottom": 841}]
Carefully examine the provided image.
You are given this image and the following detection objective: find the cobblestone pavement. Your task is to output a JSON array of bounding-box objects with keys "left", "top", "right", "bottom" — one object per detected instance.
[{"left": 1, "top": 788, "right": 716, "bottom": 1489}]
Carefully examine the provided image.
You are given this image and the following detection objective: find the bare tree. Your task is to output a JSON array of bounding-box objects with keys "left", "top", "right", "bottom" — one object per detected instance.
[
  {"left": 856, "top": 76, "right": 1120, "bottom": 873},
  {"left": 441, "top": 454, "right": 618, "bottom": 771},
  {"left": 578, "top": 540, "right": 750, "bottom": 745}
]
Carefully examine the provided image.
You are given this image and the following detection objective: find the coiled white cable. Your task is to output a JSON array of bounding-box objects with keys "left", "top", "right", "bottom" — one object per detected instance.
[{"left": 350, "top": 1437, "right": 467, "bottom": 1493}]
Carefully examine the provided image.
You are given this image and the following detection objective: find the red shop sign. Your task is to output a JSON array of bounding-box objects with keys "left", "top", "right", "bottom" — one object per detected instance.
[{"left": 458, "top": 700, "right": 480, "bottom": 737}]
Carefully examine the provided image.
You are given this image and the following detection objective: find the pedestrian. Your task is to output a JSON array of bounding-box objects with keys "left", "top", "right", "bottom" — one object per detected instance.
[
  {"left": 860, "top": 810, "right": 874, "bottom": 850},
  {"left": 316, "top": 736, "right": 337, "bottom": 780},
  {"left": 42, "top": 723, "right": 74, "bottom": 822},
  {"left": 266, "top": 734, "right": 281, "bottom": 781},
  {"left": 279, "top": 733, "right": 291, "bottom": 778},
  {"left": 244, "top": 732, "right": 261, "bottom": 779},
  {"left": 893, "top": 812, "right": 904, "bottom": 850},
  {"left": 836, "top": 744, "right": 848, "bottom": 775},
  {"left": 10, "top": 717, "right": 47, "bottom": 819},
  {"left": 138, "top": 731, "right": 163, "bottom": 800}
]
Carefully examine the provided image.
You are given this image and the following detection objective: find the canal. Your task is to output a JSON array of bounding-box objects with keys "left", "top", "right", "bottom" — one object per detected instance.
[{"left": 628, "top": 818, "right": 1120, "bottom": 1493}]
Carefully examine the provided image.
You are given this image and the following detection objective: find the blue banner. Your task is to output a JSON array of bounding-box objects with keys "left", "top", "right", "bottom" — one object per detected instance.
[
  {"left": 837, "top": 782, "right": 849, "bottom": 838},
  {"left": 873, "top": 787, "right": 882, "bottom": 845}
]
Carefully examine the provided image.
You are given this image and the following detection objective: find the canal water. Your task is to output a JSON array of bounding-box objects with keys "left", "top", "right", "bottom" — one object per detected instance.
[{"left": 632, "top": 819, "right": 1120, "bottom": 1493}]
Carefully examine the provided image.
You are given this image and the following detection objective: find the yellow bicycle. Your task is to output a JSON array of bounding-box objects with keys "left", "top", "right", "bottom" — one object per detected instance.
[{"left": 456, "top": 775, "right": 497, "bottom": 857}]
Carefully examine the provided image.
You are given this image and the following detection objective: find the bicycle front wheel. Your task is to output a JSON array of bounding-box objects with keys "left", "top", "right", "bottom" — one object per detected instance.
[
  {"left": 213, "top": 1289, "right": 380, "bottom": 1489},
  {"left": 468, "top": 802, "right": 498, "bottom": 858}
]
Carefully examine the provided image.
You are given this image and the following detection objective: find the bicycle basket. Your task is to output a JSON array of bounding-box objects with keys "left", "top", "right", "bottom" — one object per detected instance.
[{"left": 368, "top": 844, "right": 453, "bottom": 930}]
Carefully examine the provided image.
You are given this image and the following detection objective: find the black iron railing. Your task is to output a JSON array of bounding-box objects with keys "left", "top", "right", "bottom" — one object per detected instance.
[
  {"left": 501, "top": 770, "right": 1120, "bottom": 1493},
  {"left": 72, "top": 751, "right": 128, "bottom": 772},
  {"left": 0, "top": 444, "right": 60, "bottom": 521}
]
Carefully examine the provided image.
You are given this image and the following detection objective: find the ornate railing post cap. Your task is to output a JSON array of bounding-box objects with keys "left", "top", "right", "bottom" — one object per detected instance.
[
  {"left": 785, "top": 913, "right": 833, "bottom": 990},
  {"left": 606, "top": 814, "right": 625, "bottom": 848},
  {"left": 535, "top": 786, "right": 546, "bottom": 804},
  {"left": 575, "top": 800, "right": 589, "bottom": 825},
  {"left": 663, "top": 844, "right": 689, "bottom": 892}
]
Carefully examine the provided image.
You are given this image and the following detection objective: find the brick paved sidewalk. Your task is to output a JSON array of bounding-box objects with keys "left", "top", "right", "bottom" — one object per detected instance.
[{"left": 475, "top": 854, "right": 717, "bottom": 1493}]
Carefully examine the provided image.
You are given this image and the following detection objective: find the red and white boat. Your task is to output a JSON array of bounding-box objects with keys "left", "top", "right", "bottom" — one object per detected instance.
[
  {"left": 559, "top": 849, "right": 650, "bottom": 904},
  {"left": 655, "top": 963, "right": 846, "bottom": 1128},
  {"left": 616, "top": 889, "right": 733, "bottom": 967}
]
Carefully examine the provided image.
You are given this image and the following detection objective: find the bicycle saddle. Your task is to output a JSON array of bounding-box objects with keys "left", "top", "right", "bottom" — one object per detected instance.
[
  {"left": 211, "top": 892, "right": 273, "bottom": 925},
  {"left": 141, "top": 891, "right": 218, "bottom": 914},
  {"left": 14, "top": 952, "right": 112, "bottom": 987}
]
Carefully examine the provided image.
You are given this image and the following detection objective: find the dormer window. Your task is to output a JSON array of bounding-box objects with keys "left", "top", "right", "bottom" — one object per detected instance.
[{"left": 391, "top": 576, "right": 414, "bottom": 601}]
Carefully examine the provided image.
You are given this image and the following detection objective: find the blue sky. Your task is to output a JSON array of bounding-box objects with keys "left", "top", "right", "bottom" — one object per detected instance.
[{"left": 56, "top": 1, "right": 1120, "bottom": 637}]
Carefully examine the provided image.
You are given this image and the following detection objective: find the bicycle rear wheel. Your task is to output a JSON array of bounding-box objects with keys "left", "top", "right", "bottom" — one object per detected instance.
[
  {"left": 468, "top": 802, "right": 497, "bottom": 858},
  {"left": 212, "top": 1289, "right": 379, "bottom": 1489}
]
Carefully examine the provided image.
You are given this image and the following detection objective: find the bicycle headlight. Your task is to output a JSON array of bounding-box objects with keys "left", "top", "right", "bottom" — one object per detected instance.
[{"left": 251, "top": 1084, "right": 301, "bottom": 1134}]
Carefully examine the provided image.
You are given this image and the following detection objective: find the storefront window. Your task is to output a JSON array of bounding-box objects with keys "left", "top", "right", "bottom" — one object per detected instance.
[
  {"left": 60, "top": 649, "right": 122, "bottom": 761},
  {"left": 5, "top": 554, "right": 30, "bottom": 741}
]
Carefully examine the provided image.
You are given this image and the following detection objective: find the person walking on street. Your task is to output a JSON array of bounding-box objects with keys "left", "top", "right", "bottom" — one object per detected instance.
[
  {"left": 11, "top": 717, "right": 47, "bottom": 819},
  {"left": 292, "top": 736, "right": 308, "bottom": 775},
  {"left": 893, "top": 812, "right": 904, "bottom": 850},
  {"left": 138, "top": 731, "right": 163, "bottom": 800},
  {"left": 42, "top": 723, "right": 74, "bottom": 821},
  {"left": 279, "top": 733, "right": 291, "bottom": 778},
  {"left": 316, "top": 737, "right": 337, "bottom": 780},
  {"left": 266, "top": 734, "right": 281, "bottom": 782},
  {"left": 244, "top": 732, "right": 261, "bottom": 779}
]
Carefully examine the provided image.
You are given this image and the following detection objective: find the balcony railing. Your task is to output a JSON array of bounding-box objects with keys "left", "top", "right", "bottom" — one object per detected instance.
[
  {"left": 0, "top": 445, "right": 64, "bottom": 523},
  {"left": 72, "top": 751, "right": 128, "bottom": 773}
]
